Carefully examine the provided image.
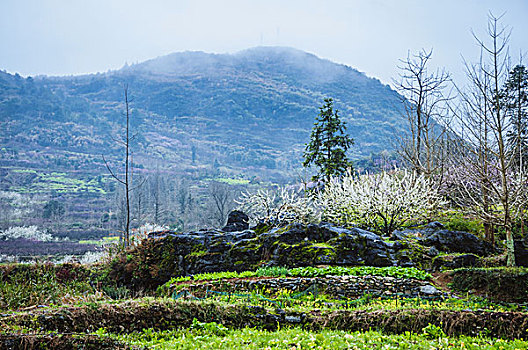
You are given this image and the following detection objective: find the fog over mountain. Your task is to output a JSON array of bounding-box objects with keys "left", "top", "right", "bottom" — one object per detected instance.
[{"left": 1, "top": 46, "right": 405, "bottom": 182}]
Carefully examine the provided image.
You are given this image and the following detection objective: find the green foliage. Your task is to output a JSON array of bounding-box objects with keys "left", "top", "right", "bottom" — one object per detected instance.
[
  {"left": 256, "top": 266, "right": 290, "bottom": 277},
  {"left": 502, "top": 64, "right": 528, "bottom": 167},
  {"left": 190, "top": 318, "right": 229, "bottom": 336},
  {"left": 8, "top": 170, "right": 107, "bottom": 194},
  {"left": 439, "top": 211, "right": 483, "bottom": 236},
  {"left": 284, "top": 266, "right": 432, "bottom": 280},
  {"left": 42, "top": 199, "right": 65, "bottom": 219},
  {"left": 214, "top": 177, "right": 250, "bottom": 185},
  {"left": 100, "top": 285, "right": 130, "bottom": 300},
  {"left": 421, "top": 323, "right": 446, "bottom": 339},
  {"left": 160, "top": 266, "right": 431, "bottom": 293},
  {"left": 449, "top": 267, "right": 528, "bottom": 302},
  {"left": 108, "top": 327, "right": 528, "bottom": 349},
  {"left": 303, "top": 98, "right": 354, "bottom": 182}
]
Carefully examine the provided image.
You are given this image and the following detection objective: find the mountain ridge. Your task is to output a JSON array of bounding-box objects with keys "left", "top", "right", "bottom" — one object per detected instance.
[{"left": 0, "top": 46, "right": 405, "bottom": 183}]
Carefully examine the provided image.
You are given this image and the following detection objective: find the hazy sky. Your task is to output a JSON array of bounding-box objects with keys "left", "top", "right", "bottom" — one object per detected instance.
[{"left": 1, "top": 0, "right": 527, "bottom": 85}]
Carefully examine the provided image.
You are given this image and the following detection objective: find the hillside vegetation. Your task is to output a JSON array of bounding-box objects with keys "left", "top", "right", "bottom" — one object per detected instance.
[{"left": 0, "top": 47, "right": 404, "bottom": 179}]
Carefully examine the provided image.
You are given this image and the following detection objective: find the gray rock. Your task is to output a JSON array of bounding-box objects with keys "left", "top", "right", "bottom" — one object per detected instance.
[
  {"left": 426, "top": 221, "right": 445, "bottom": 230},
  {"left": 515, "top": 240, "right": 528, "bottom": 267},
  {"left": 420, "top": 229, "right": 496, "bottom": 256},
  {"left": 427, "top": 246, "right": 440, "bottom": 257},
  {"left": 420, "top": 285, "right": 440, "bottom": 295},
  {"left": 285, "top": 315, "right": 302, "bottom": 323},
  {"left": 222, "top": 210, "right": 249, "bottom": 232}
]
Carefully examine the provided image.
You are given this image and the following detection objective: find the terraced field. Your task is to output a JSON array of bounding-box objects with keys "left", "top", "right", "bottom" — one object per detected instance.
[{"left": 1, "top": 264, "right": 528, "bottom": 349}]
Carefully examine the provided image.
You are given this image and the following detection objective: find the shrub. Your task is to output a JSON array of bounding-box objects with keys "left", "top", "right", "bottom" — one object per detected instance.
[
  {"left": 0, "top": 263, "right": 100, "bottom": 310},
  {"left": 130, "top": 223, "right": 169, "bottom": 246},
  {"left": 441, "top": 211, "right": 483, "bottom": 236}
]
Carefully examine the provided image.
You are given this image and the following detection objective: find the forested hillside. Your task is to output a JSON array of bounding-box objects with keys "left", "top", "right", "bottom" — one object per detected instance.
[
  {"left": 0, "top": 47, "right": 405, "bottom": 239},
  {"left": 1, "top": 47, "right": 404, "bottom": 179}
]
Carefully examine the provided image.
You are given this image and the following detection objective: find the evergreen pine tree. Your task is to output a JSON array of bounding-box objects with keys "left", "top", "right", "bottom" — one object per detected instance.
[
  {"left": 303, "top": 98, "right": 354, "bottom": 182},
  {"left": 503, "top": 65, "right": 528, "bottom": 170}
]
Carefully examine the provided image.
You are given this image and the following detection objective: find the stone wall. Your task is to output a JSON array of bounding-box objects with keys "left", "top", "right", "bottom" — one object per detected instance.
[{"left": 174, "top": 275, "right": 442, "bottom": 299}]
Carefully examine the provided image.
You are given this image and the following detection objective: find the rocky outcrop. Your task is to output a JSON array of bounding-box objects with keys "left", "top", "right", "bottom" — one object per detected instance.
[
  {"left": 514, "top": 240, "right": 528, "bottom": 267},
  {"left": 432, "top": 254, "right": 480, "bottom": 270},
  {"left": 393, "top": 222, "right": 497, "bottom": 257},
  {"left": 109, "top": 222, "right": 396, "bottom": 289},
  {"left": 109, "top": 215, "right": 499, "bottom": 290}
]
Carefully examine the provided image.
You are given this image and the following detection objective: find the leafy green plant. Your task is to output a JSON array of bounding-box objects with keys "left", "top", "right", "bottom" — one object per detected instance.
[
  {"left": 421, "top": 323, "right": 446, "bottom": 339},
  {"left": 256, "top": 266, "right": 290, "bottom": 277},
  {"left": 190, "top": 318, "right": 229, "bottom": 336},
  {"left": 440, "top": 211, "right": 483, "bottom": 236},
  {"left": 107, "top": 326, "right": 528, "bottom": 349},
  {"left": 101, "top": 285, "right": 130, "bottom": 300},
  {"left": 159, "top": 265, "right": 432, "bottom": 298},
  {"left": 284, "top": 266, "right": 432, "bottom": 280}
]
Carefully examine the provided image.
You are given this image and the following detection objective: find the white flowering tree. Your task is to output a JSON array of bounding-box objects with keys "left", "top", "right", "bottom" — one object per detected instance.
[
  {"left": 236, "top": 187, "right": 319, "bottom": 226},
  {"left": 317, "top": 170, "right": 441, "bottom": 235},
  {"left": 0, "top": 225, "right": 53, "bottom": 241}
]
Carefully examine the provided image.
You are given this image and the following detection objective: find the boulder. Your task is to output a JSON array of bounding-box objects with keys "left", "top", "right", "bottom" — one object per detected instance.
[
  {"left": 421, "top": 230, "right": 495, "bottom": 256},
  {"left": 222, "top": 210, "right": 249, "bottom": 232},
  {"left": 432, "top": 254, "right": 480, "bottom": 271},
  {"left": 514, "top": 240, "right": 528, "bottom": 267},
  {"left": 393, "top": 222, "right": 497, "bottom": 256},
  {"left": 419, "top": 284, "right": 440, "bottom": 295}
]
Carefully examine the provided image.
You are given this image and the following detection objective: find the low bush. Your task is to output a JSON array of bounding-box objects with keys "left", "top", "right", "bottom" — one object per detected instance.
[
  {"left": 438, "top": 211, "right": 483, "bottom": 236},
  {"left": 449, "top": 267, "right": 528, "bottom": 302},
  {"left": 0, "top": 263, "right": 104, "bottom": 311}
]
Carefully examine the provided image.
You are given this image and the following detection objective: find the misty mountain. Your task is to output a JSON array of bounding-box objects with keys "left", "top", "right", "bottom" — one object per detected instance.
[{"left": 0, "top": 46, "right": 405, "bottom": 181}]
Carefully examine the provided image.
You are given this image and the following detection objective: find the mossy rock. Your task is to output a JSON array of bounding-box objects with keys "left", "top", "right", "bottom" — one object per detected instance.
[
  {"left": 186, "top": 252, "right": 226, "bottom": 273},
  {"left": 270, "top": 241, "right": 336, "bottom": 267},
  {"left": 432, "top": 253, "right": 480, "bottom": 271},
  {"left": 392, "top": 241, "right": 433, "bottom": 270},
  {"left": 226, "top": 238, "right": 264, "bottom": 270}
]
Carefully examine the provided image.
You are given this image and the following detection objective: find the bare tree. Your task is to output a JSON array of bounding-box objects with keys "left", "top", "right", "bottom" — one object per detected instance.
[
  {"left": 103, "top": 85, "right": 134, "bottom": 246},
  {"left": 450, "top": 14, "right": 528, "bottom": 265},
  {"left": 151, "top": 171, "right": 165, "bottom": 224},
  {"left": 448, "top": 57, "right": 497, "bottom": 244},
  {"left": 394, "top": 49, "right": 451, "bottom": 185},
  {"left": 133, "top": 178, "right": 147, "bottom": 229},
  {"left": 208, "top": 181, "right": 234, "bottom": 228}
]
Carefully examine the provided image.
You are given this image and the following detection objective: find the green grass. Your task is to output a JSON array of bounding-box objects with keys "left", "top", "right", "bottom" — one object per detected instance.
[
  {"left": 79, "top": 236, "right": 119, "bottom": 245},
  {"left": 214, "top": 177, "right": 250, "bottom": 185},
  {"left": 8, "top": 169, "right": 106, "bottom": 194},
  {"left": 11, "top": 169, "right": 38, "bottom": 174},
  {"left": 106, "top": 326, "right": 528, "bottom": 349},
  {"left": 164, "top": 285, "right": 522, "bottom": 313}
]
